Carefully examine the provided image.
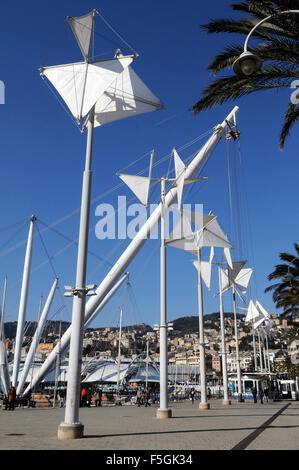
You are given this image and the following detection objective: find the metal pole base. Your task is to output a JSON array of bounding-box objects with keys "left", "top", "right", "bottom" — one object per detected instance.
[
  {"left": 156, "top": 408, "right": 172, "bottom": 419},
  {"left": 57, "top": 422, "right": 84, "bottom": 439},
  {"left": 199, "top": 403, "right": 210, "bottom": 410},
  {"left": 222, "top": 399, "right": 231, "bottom": 406}
]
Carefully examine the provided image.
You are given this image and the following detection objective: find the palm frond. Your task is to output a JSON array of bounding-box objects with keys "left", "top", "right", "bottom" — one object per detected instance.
[
  {"left": 191, "top": 64, "right": 299, "bottom": 114},
  {"left": 207, "top": 39, "right": 299, "bottom": 75},
  {"left": 280, "top": 102, "right": 299, "bottom": 148},
  {"left": 265, "top": 243, "right": 299, "bottom": 315},
  {"left": 194, "top": 0, "right": 299, "bottom": 148}
]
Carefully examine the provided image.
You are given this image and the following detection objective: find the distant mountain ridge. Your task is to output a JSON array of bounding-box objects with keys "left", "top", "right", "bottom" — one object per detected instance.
[
  {"left": 3, "top": 313, "right": 241, "bottom": 340},
  {"left": 171, "top": 312, "right": 242, "bottom": 335}
]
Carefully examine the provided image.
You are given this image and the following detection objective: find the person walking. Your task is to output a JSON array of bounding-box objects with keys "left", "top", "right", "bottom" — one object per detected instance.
[
  {"left": 94, "top": 388, "right": 102, "bottom": 407},
  {"left": 81, "top": 387, "right": 87, "bottom": 407},
  {"left": 264, "top": 387, "right": 269, "bottom": 403},
  {"left": 86, "top": 388, "right": 92, "bottom": 407},
  {"left": 7, "top": 384, "right": 16, "bottom": 411},
  {"left": 190, "top": 387, "right": 195, "bottom": 404},
  {"left": 144, "top": 388, "right": 151, "bottom": 407},
  {"left": 59, "top": 389, "right": 65, "bottom": 408},
  {"left": 251, "top": 385, "right": 257, "bottom": 404},
  {"left": 136, "top": 387, "right": 143, "bottom": 407},
  {"left": 260, "top": 388, "right": 264, "bottom": 404}
]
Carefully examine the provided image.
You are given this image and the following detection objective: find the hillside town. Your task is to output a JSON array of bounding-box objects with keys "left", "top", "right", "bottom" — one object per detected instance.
[{"left": 4, "top": 312, "right": 299, "bottom": 377}]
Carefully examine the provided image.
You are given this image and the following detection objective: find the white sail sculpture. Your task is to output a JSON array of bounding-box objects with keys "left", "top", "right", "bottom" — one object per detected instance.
[
  {"left": 254, "top": 300, "right": 272, "bottom": 372},
  {"left": 246, "top": 299, "right": 270, "bottom": 329},
  {"left": 39, "top": 10, "right": 165, "bottom": 440},
  {"left": 167, "top": 210, "right": 232, "bottom": 410},
  {"left": 218, "top": 254, "right": 253, "bottom": 400},
  {"left": 39, "top": 12, "right": 163, "bottom": 129},
  {"left": 117, "top": 148, "right": 204, "bottom": 419},
  {"left": 117, "top": 148, "right": 204, "bottom": 210},
  {"left": 23, "top": 106, "right": 240, "bottom": 401},
  {"left": 220, "top": 261, "right": 253, "bottom": 299}
]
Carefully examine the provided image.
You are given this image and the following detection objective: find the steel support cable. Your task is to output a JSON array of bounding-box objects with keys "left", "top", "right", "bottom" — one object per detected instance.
[
  {"left": 2, "top": 130, "right": 216, "bottom": 260},
  {"left": 0, "top": 221, "right": 28, "bottom": 254},
  {"left": 226, "top": 139, "right": 235, "bottom": 248},
  {"left": 38, "top": 219, "right": 114, "bottom": 267},
  {"left": 95, "top": 10, "right": 138, "bottom": 56},
  {"left": 236, "top": 138, "right": 259, "bottom": 300},
  {"left": 36, "top": 221, "right": 71, "bottom": 320},
  {"left": 0, "top": 218, "right": 28, "bottom": 233}
]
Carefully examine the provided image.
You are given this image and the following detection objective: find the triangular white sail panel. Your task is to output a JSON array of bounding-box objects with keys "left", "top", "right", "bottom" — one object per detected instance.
[
  {"left": 219, "top": 267, "right": 229, "bottom": 291},
  {"left": 166, "top": 210, "right": 196, "bottom": 253},
  {"left": 219, "top": 263, "right": 252, "bottom": 297},
  {"left": 253, "top": 300, "right": 270, "bottom": 329},
  {"left": 166, "top": 234, "right": 198, "bottom": 255},
  {"left": 246, "top": 300, "right": 260, "bottom": 322},
  {"left": 94, "top": 65, "right": 163, "bottom": 127},
  {"left": 224, "top": 247, "right": 233, "bottom": 269},
  {"left": 227, "top": 261, "right": 246, "bottom": 284},
  {"left": 195, "top": 218, "right": 232, "bottom": 249},
  {"left": 67, "top": 12, "right": 94, "bottom": 59},
  {"left": 254, "top": 316, "right": 266, "bottom": 329},
  {"left": 193, "top": 260, "right": 212, "bottom": 290},
  {"left": 41, "top": 56, "right": 134, "bottom": 122},
  {"left": 234, "top": 268, "right": 253, "bottom": 293},
  {"left": 167, "top": 212, "right": 231, "bottom": 254},
  {"left": 182, "top": 211, "right": 215, "bottom": 231},
  {"left": 209, "top": 246, "right": 214, "bottom": 264},
  {"left": 256, "top": 300, "right": 270, "bottom": 319},
  {"left": 118, "top": 174, "right": 150, "bottom": 206},
  {"left": 173, "top": 148, "right": 186, "bottom": 210}
]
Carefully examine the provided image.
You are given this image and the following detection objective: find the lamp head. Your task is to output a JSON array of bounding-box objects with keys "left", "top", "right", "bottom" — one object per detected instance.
[{"left": 233, "top": 51, "right": 262, "bottom": 76}]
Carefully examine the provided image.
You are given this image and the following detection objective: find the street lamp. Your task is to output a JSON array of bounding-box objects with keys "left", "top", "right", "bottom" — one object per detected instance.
[{"left": 233, "top": 9, "right": 299, "bottom": 76}]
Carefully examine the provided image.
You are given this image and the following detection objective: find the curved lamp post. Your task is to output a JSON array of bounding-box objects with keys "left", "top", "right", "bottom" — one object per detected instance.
[{"left": 233, "top": 9, "right": 299, "bottom": 75}]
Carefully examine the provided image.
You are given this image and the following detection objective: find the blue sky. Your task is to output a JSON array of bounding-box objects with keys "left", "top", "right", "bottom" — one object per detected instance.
[{"left": 0, "top": 1, "right": 298, "bottom": 330}]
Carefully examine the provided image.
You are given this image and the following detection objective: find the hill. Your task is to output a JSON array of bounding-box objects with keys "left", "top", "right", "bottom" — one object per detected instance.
[
  {"left": 171, "top": 312, "right": 243, "bottom": 335},
  {"left": 3, "top": 320, "right": 153, "bottom": 340},
  {"left": 3, "top": 313, "right": 242, "bottom": 340}
]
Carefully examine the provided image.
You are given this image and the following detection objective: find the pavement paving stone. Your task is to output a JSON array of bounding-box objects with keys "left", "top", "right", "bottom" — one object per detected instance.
[{"left": 0, "top": 399, "right": 298, "bottom": 452}]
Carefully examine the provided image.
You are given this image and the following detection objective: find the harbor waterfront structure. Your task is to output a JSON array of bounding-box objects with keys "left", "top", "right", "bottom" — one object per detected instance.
[{"left": 32, "top": 6, "right": 241, "bottom": 436}]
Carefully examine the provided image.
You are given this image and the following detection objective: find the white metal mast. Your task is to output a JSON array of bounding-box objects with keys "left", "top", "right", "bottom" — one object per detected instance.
[
  {"left": 232, "top": 285, "right": 243, "bottom": 402},
  {"left": 116, "top": 307, "right": 123, "bottom": 401},
  {"left": 217, "top": 265, "right": 231, "bottom": 405},
  {"left": 16, "top": 278, "right": 58, "bottom": 395},
  {"left": 12, "top": 214, "right": 36, "bottom": 388}
]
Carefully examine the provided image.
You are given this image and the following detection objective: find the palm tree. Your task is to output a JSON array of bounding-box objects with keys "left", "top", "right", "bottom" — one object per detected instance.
[
  {"left": 192, "top": 0, "right": 299, "bottom": 149},
  {"left": 265, "top": 243, "right": 299, "bottom": 317}
]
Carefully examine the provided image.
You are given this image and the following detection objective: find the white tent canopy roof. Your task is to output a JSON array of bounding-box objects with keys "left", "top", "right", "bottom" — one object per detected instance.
[
  {"left": 82, "top": 361, "right": 127, "bottom": 383},
  {"left": 82, "top": 361, "right": 160, "bottom": 383}
]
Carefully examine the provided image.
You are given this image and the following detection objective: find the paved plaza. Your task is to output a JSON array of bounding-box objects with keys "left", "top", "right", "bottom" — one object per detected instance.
[{"left": 0, "top": 398, "right": 298, "bottom": 453}]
